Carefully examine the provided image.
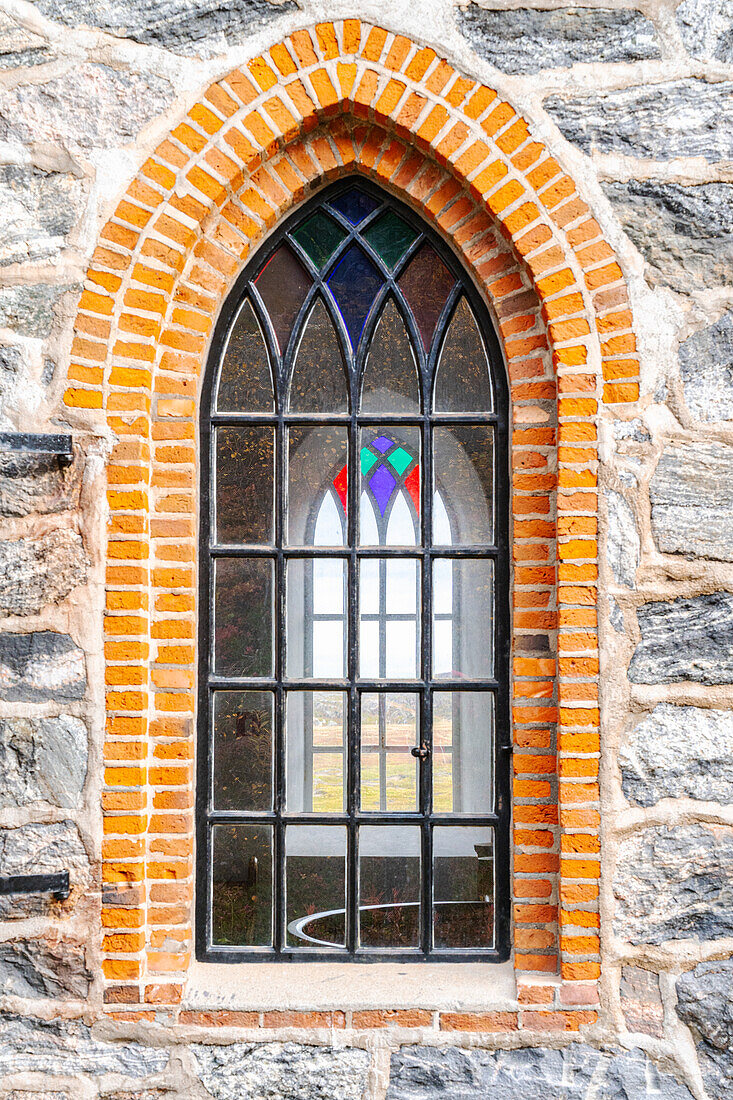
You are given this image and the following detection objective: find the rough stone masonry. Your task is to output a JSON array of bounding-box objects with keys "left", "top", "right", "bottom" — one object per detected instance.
[{"left": 0, "top": 0, "right": 731, "bottom": 1098}]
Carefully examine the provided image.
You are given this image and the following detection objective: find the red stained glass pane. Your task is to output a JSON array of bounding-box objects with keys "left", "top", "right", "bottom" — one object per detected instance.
[
  {"left": 255, "top": 245, "right": 312, "bottom": 355},
  {"left": 398, "top": 244, "right": 455, "bottom": 352}
]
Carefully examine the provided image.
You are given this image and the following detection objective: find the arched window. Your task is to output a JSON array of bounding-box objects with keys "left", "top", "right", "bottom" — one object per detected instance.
[{"left": 198, "top": 180, "right": 510, "bottom": 960}]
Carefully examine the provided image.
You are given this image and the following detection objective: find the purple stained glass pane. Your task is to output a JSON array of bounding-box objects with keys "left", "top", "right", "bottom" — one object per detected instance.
[
  {"left": 371, "top": 435, "right": 393, "bottom": 454},
  {"left": 329, "top": 188, "right": 380, "bottom": 225},
  {"left": 327, "top": 245, "right": 383, "bottom": 349},
  {"left": 369, "top": 464, "right": 396, "bottom": 515},
  {"left": 398, "top": 243, "right": 455, "bottom": 352},
  {"left": 255, "top": 245, "right": 312, "bottom": 355}
]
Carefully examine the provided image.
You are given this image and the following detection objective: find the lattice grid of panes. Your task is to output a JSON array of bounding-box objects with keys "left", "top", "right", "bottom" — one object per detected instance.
[{"left": 199, "top": 180, "right": 510, "bottom": 960}]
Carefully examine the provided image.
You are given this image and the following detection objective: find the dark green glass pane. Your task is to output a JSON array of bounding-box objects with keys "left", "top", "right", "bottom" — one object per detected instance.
[
  {"left": 212, "top": 825, "right": 272, "bottom": 946},
  {"left": 216, "top": 298, "right": 273, "bottom": 412},
  {"left": 215, "top": 426, "right": 274, "bottom": 545},
  {"left": 386, "top": 446, "right": 412, "bottom": 477},
  {"left": 255, "top": 244, "right": 312, "bottom": 355},
  {"left": 360, "top": 299, "right": 420, "bottom": 414},
  {"left": 434, "top": 296, "right": 493, "bottom": 412},
  {"left": 289, "top": 298, "right": 349, "bottom": 412},
  {"left": 291, "top": 212, "right": 346, "bottom": 270},
  {"left": 214, "top": 557, "right": 273, "bottom": 677},
  {"left": 364, "top": 210, "right": 418, "bottom": 269},
  {"left": 360, "top": 447, "right": 378, "bottom": 475},
  {"left": 213, "top": 691, "right": 273, "bottom": 811}
]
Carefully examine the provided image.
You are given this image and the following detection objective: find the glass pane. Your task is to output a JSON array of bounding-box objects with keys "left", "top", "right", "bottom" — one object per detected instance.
[
  {"left": 328, "top": 186, "right": 380, "bottom": 225},
  {"left": 433, "top": 692, "right": 494, "bottom": 813},
  {"left": 433, "top": 827, "right": 494, "bottom": 950},
  {"left": 359, "top": 428, "right": 420, "bottom": 545},
  {"left": 286, "top": 826, "right": 347, "bottom": 948},
  {"left": 286, "top": 691, "right": 347, "bottom": 813},
  {"left": 216, "top": 298, "right": 273, "bottom": 412},
  {"left": 289, "top": 298, "right": 348, "bottom": 413},
  {"left": 364, "top": 210, "right": 419, "bottom": 270},
  {"left": 287, "top": 427, "right": 348, "bottom": 546},
  {"left": 361, "top": 693, "right": 418, "bottom": 812},
  {"left": 434, "top": 297, "right": 493, "bottom": 412},
  {"left": 359, "top": 558, "right": 420, "bottom": 679},
  {"left": 213, "top": 691, "right": 273, "bottom": 811},
  {"left": 215, "top": 427, "right": 273, "bottom": 545},
  {"left": 434, "top": 426, "right": 494, "bottom": 545},
  {"left": 359, "top": 826, "right": 421, "bottom": 949},
  {"left": 287, "top": 558, "right": 346, "bottom": 679},
  {"left": 214, "top": 558, "right": 273, "bottom": 677},
  {"left": 291, "top": 211, "right": 346, "bottom": 270},
  {"left": 398, "top": 243, "right": 455, "bottom": 353},
  {"left": 212, "top": 825, "right": 272, "bottom": 947},
  {"left": 433, "top": 559, "right": 494, "bottom": 679},
  {"left": 360, "top": 299, "right": 420, "bottom": 414},
  {"left": 327, "top": 244, "right": 383, "bottom": 350},
  {"left": 255, "top": 244, "right": 312, "bottom": 355}
]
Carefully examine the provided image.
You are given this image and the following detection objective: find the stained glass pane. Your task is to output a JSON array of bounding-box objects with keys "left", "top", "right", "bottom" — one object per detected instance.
[
  {"left": 327, "top": 244, "right": 383, "bottom": 349},
  {"left": 286, "top": 826, "right": 346, "bottom": 948},
  {"left": 212, "top": 825, "right": 272, "bottom": 946},
  {"left": 433, "top": 692, "right": 494, "bottom": 814},
  {"left": 286, "top": 692, "right": 347, "bottom": 813},
  {"left": 434, "top": 297, "right": 493, "bottom": 412},
  {"left": 291, "top": 211, "right": 346, "bottom": 270},
  {"left": 287, "top": 426, "right": 348, "bottom": 546},
  {"left": 361, "top": 693, "right": 418, "bottom": 812},
  {"left": 216, "top": 298, "right": 273, "bottom": 412},
  {"left": 434, "top": 426, "right": 494, "bottom": 544},
  {"left": 215, "top": 427, "right": 273, "bottom": 545},
  {"left": 214, "top": 558, "right": 273, "bottom": 677},
  {"left": 328, "top": 187, "right": 380, "bottom": 225},
  {"left": 213, "top": 691, "right": 273, "bottom": 811},
  {"left": 433, "top": 827, "right": 494, "bottom": 950},
  {"left": 398, "top": 243, "right": 455, "bottom": 352},
  {"left": 359, "top": 428, "right": 420, "bottom": 544},
  {"left": 359, "top": 825, "right": 421, "bottom": 949},
  {"left": 360, "top": 299, "right": 420, "bottom": 414},
  {"left": 364, "top": 210, "right": 419, "bottom": 269},
  {"left": 255, "top": 245, "right": 312, "bottom": 355},
  {"left": 289, "top": 298, "right": 349, "bottom": 412},
  {"left": 433, "top": 559, "right": 494, "bottom": 679},
  {"left": 287, "top": 559, "right": 346, "bottom": 679}
]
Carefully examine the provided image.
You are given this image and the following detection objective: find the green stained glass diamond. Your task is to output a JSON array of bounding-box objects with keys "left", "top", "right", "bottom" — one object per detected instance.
[
  {"left": 386, "top": 446, "right": 413, "bottom": 476},
  {"left": 360, "top": 447, "right": 378, "bottom": 475},
  {"left": 291, "top": 212, "right": 346, "bottom": 270},
  {"left": 364, "top": 210, "right": 419, "bottom": 270}
]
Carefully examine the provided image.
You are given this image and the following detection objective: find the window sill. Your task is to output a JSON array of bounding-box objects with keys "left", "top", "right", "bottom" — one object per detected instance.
[{"left": 184, "top": 958, "right": 518, "bottom": 1013}]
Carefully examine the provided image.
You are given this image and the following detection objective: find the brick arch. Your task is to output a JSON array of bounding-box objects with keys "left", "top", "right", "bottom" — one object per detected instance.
[{"left": 64, "top": 21, "right": 635, "bottom": 1019}]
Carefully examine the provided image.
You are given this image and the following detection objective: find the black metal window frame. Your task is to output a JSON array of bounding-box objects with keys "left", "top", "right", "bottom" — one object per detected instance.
[{"left": 196, "top": 177, "right": 512, "bottom": 962}]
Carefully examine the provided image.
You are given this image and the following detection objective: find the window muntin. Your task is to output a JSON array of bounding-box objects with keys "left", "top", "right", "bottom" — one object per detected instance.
[{"left": 198, "top": 180, "right": 510, "bottom": 961}]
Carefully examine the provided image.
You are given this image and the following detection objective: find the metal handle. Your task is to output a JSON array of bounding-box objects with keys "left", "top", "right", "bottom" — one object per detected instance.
[{"left": 411, "top": 742, "right": 430, "bottom": 761}]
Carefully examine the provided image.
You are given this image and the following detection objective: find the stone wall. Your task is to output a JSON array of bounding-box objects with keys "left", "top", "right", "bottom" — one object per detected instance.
[{"left": 0, "top": 1, "right": 731, "bottom": 1099}]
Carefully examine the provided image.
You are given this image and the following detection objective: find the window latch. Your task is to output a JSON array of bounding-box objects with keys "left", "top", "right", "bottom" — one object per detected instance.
[{"left": 411, "top": 742, "right": 430, "bottom": 761}]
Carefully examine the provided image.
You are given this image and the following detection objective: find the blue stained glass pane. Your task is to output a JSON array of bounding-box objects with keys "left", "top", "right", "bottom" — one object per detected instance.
[
  {"left": 371, "top": 436, "right": 393, "bottom": 454},
  {"left": 327, "top": 245, "right": 383, "bottom": 349},
  {"left": 369, "top": 465, "right": 396, "bottom": 515},
  {"left": 329, "top": 188, "right": 380, "bottom": 225}
]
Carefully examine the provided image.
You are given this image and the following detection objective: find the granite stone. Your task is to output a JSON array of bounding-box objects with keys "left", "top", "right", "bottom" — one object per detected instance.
[
  {"left": 614, "top": 825, "right": 733, "bottom": 944},
  {"left": 0, "top": 13, "right": 55, "bottom": 68},
  {"left": 0, "top": 284, "right": 75, "bottom": 339},
  {"left": 0, "top": 529, "right": 88, "bottom": 615},
  {"left": 191, "top": 1042, "right": 370, "bottom": 1100},
  {"left": 628, "top": 592, "right": 733, "bottom": 685},
  {"left": 456, "top": 6, "right": 659, "bottom": 74},
  {"left": 0, "top": 715, "right": 88, "bottom": 808},
  {"left": 676, "top": 959, "right": 733, "bottom": 1100},
  {"left": 0, "top": 632, "right": 85, "bottom": 702},
  {"left": 604, "top": 489, "right": 639, "bottom": 588},
  {"left": 0, "top": 821, "right": 89, "bottom": 919},
  {"left": 0, "top": 1016, "right": 168, "bottom": 1076},
  {"left": 0, "top": 450, "right": 83, "bottom": 517},
  {"left": 0, "top": 937, "right": 91, "bottom": 999},
  {"left": 651, "top": 441, "right": 733, "bottom": 560},
  {"left": 0, "top": 166, "right": 85, "bottom": 268},
  {"left": 676, "top": 0, "right": 733, "bottom": 63},
  {"left": 680, "top": 310, "right": 733, "bottom": 422}
]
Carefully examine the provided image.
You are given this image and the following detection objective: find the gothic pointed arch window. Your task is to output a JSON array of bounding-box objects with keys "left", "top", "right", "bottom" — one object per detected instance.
[{"left": 198, "top": 180, "right": 510, "bottom": 961}]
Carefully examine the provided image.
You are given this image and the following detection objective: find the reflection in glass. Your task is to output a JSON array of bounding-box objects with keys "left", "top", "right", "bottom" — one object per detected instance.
[
  {"left": 432, "top": 692, "right": 494, "bottom": 814},
  {"left": 213, "top": 691, "right": 273, "bottom": 811},
  {"left": 254, "top": 245, "right": 312, "bottom": 355},
  {"left": 216, "top": 298, "right": 273, "bottom": 412},
  {"left": 398, "top": 243, "right": 455, "bottom": 352},
  {"left": 214, "top": 558, "right": 273, "bottom": 677},
  {"left": 215, "top": 427, "right": 274, "bottom": 545},
  {"left": 327, "top": 244, "right": 384, "bottom": 350},
  {"left": 434, "top": 426, "right": 494, "bottom": 544},
  {"left": 433, "top": 559, "right": 494, "bottom": 679},
  {"left": 360, "top": 558, "right": 419, "bottom": 679},
  {"left": 434, "top": 297, "right": 493, "bottom": 412},
  {"left": 286, "top": 826, "right": 347, "bottom": 948},
  {"left": 433, "top": 827, "right": 494, "bottom": 950},
  {"left": 287, "top": 559, "right": 346, "bottom": 679},
  {"left": 286, "top": 692, "right": 347, "bottom": 813},
  {"left": 212, "top": 825, "right": 272, "bottom": 946},
  {"left": 360, "top": 300, "right": 420, "bottom": 414},
  {"left": 361, "top": 693, "right": 418, "bottom": 812},
  {"left": 359, "top": 826, "right": 421, "bottom": 948},
  {"left": 359, "top": 428, "right": 420, "bottom": 545},
  {"left": 289, "top": 298, "right": 349, "bottom": 413},
  {"left": 287, "top": 427, "right": 347, "bottom": 546}
]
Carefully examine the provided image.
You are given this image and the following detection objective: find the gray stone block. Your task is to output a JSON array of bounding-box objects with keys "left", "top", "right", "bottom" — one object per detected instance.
[
  {"left": 680, "top": 310, "right": 733, "bottom": 423},
  {"left": 0, "top": 12, "right": 55, "bottom": 68},
  {"left": 545, "top": 80, "right": 732, "bottom": 162},
  {"left": 0, "top": 631, "right": 85, "bottom": 702},
  {"left": 0, "top": 284, "right": 76, "bottom": 339},
  {"left": 0, "top": 450, "right": 83, "bottom": 517},
  {"left": 0, "top": 166, "right": 86, "bottom": 268},
  {"left": 0, "top": 1016, "right": 168, "bottom": 1076},
  {"left": 16, "top": 0, "right": 295, "bottom": 56},
  {"left": 676, "top": 0, "right": 733, "bottom": 63},
  {"left": 628, "top": 592, "right": 733, "bottom": 685},
  {"left": 604, "top": 489, "right": 639, "bottom": 588},
  {"left": 651, "top": 441, "right": 733, "bottom": 560},
  {"left": 0, "top": 715, "right": 87, "bottom": 808},
  {"left": 614, "top": 825, "right": 733, "bottom": 944},
  {"left": 456, "top": 6, "right": 659, "bottom": 74},
  {"left": 0, "top": 820, "right": 89, "bottom": 919},
  {"left": 387, "top": 1044, "right": 694, "bottom": 1099},
  {"left": 191, "top": 1043, "right": 370, "bottom": 1100},
  {"left": 676, "top": 959, "right": 733, "bottom": 1100},
  {"left": 602, "top": 181, "right": 733, "bottom": 294},
  {"left": 0, "top": 529, "right": 88, "bottom": 615},
  {"left": 621, "top": 703, "right": 733, "bottom": 806},
  {"left": 0, "top": 937, "right": 91, "bottom": 998}
]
